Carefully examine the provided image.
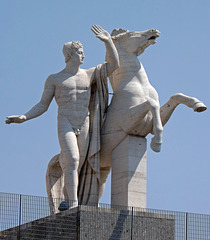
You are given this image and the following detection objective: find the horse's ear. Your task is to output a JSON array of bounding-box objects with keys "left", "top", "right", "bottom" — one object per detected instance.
[{"left": 111, "top": 28, "right": 129, "bottom": 39}]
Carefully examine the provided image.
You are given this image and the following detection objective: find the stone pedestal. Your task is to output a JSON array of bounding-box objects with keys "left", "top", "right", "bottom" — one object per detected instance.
[
  {"left": 111, "top": 135, "right": 147, "bottom": 208},
  {"left": 0, "top": 205, "right": 175, "bottom": 240}
]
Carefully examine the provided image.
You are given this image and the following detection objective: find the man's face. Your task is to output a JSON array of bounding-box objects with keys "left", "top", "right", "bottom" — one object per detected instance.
[{"left": 71, "top": 47, "right": 85, "bottom": 65}]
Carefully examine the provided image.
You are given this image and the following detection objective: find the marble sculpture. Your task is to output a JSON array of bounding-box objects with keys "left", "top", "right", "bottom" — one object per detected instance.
[{"left": 6, "top": 26, "right": 207, "bottom": 213}]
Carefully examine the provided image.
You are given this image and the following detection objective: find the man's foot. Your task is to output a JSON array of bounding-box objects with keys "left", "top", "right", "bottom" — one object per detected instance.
[{"left": 58, "top": 201, "right": 69, "bottom": 211}]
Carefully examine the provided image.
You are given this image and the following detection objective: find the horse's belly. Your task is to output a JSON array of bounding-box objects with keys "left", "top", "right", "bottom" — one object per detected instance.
[
  {"left": 128, "top": 112, "right": 153, "bottom": 136},
  {"left": 104, "top": 82, "right": 159, "bottom": 138},
  {"left": 105, "top": 103, "right": 153, "bottom": 137},
  {"left": 112, "top": 86, "right": 159, "bottom": 110}
]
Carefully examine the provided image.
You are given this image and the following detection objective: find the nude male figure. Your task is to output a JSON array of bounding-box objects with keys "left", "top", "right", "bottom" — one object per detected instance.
[{"left": 6, "top": 25, "right": 119, "bottom": 205}]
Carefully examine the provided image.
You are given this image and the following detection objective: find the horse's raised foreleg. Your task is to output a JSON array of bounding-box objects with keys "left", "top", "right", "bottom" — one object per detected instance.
[
  {"left": 160, "top": 93, "right": 207, "bottom": 127},
  {"left": 147, "top": 99, "right": 163, "bottom": 152},
  {"left": 128, "top": 99, "right": 163, "bottom": 152}
]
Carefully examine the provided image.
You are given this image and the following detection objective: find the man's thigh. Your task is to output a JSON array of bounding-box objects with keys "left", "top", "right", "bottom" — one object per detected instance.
[
  {"left": 77, "top": 116, "right": 90, "bottom": 172},
  {"left": 57, "top": 115, "right": 79, "bottom": 170}
]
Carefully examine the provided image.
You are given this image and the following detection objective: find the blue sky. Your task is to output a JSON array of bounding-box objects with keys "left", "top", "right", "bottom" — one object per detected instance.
[{"left": 1, "top": 0, "right": 210, "bottom": 214}]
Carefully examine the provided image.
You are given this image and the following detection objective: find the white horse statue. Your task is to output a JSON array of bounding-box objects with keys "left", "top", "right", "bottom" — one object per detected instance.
[
  {"left": 46, "top": 28, "right": 207, "bottom": 212},
  {"left": 98, "top": 28, "right": 207, "bottom": 199}
]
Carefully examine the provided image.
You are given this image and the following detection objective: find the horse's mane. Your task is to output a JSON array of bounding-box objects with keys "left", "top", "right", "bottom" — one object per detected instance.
[{"left": 111, "top": 28, "right": 132, "bottom": 40}]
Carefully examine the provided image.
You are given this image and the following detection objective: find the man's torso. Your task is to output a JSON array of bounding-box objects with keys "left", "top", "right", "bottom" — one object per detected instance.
[{"left": 51, "top": 68, "right": 95, "bottom": 129}]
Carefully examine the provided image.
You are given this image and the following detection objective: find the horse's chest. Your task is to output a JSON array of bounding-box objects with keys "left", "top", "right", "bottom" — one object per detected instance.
[{"left": 114, "top": 83, "right": 158, "bottom": 109}]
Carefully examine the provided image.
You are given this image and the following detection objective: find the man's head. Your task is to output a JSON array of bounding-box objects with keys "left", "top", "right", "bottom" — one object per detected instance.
[{"left": 62, "top": 41, "right": 84, "bottom": 64}]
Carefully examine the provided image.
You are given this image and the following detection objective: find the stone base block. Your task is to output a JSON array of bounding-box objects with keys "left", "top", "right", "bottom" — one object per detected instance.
[{"left": 0, "top": 205, "right": 174, "bottom": 240}]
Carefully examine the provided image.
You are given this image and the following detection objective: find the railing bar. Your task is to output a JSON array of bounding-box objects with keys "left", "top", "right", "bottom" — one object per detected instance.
[
  {"left": 131, "top": 207, "right": 133, "bottom": 240},
  {"left": 18, "top": 194, "right": 22, "bottom": 240}
]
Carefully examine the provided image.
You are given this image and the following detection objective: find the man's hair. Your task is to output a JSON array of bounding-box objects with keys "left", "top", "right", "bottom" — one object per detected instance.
[{"left": 62, "top": 41, "right": 83, "bottom": 63}]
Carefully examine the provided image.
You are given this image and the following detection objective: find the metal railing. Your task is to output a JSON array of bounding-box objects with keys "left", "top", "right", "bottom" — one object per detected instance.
[{"left": 0, "top": 192, "right": 210, "bottom": 239}]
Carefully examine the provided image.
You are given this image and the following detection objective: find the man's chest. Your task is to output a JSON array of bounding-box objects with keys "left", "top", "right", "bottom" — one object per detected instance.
[{"left": 55, "top": 74, "right": 91, "bottom": 91}]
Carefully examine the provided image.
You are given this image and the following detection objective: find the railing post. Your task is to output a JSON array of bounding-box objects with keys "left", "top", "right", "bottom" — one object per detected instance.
[
  {"left": 131, "top": 207, "right": 133, "bottom": 240},
  {"left": 76, "top": 206, "right": 79, "bottom": 240},
  {"left": 18, "top": 194, "right": 22, "bottom": 240},
  {"left": 186, "top": 212, "right": 188, "bottom": 240}
]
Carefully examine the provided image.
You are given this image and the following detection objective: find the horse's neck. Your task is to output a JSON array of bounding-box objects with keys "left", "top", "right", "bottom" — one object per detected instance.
[{"left": 110, "top": 52, "right": 146, "bottom": 92}]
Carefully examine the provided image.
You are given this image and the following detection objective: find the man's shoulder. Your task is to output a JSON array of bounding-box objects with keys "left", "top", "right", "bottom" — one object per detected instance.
[
  {"left": 84, "top": 64, "right": 106, "bottom": 77},
  {"left": 86, "top": 63, "right": 106, "bottom": 74},
  {"left": 47, "top": 73, "right": 57, "bottom": 80},
  {"left": 81, "top": 67, "right": 96, "bottom": 76},
  {"left": 46, "top": 71, "right": 65, "bottom": 82}
]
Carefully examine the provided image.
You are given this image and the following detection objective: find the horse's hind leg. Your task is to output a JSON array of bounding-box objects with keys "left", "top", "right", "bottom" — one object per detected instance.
[
  {"left": 160, "top": 93, "right": 207, "bottom": 126},
  {"left": 46, "top": 154, "right": 64, "bottom": 213}
]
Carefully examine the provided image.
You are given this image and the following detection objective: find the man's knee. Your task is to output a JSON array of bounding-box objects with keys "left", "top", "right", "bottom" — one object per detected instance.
[{"left": 65, "top": 155, "right": 79, "bottom": 171}]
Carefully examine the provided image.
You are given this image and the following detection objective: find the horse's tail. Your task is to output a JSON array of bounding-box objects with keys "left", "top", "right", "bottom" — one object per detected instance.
[{"left": 46, "top": 153, "right": 63, "bottom": 214}]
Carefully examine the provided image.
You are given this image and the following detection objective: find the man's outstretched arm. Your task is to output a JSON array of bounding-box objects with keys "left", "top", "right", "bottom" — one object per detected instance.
[
  {"left": 6, "top": 76, "right": 55, "bottom": 124},
  {"left": 91, "top": 25, "right": 119, "bottom": 77}
]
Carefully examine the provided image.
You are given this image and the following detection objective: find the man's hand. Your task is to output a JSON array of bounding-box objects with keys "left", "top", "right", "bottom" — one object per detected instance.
[
  {"left": 91, "top": 25, "right": 111, "bottom": 42},
  {"left": 5, "top": 115, "right": 26, "bottom": 124}
]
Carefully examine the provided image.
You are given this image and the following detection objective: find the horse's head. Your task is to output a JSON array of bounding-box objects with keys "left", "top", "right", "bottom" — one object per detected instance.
[{"left": 111, "top": 28, "right": 160, "bottom": 56}]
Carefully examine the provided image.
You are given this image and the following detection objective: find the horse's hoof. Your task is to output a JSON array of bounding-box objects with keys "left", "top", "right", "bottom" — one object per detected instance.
[
  {"left": 150, "top": 138, "right": 162, "bottom": 152},
  {"left": 193, "top": 102, "right": 207, "bottom": 112}
]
